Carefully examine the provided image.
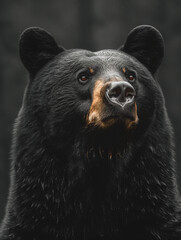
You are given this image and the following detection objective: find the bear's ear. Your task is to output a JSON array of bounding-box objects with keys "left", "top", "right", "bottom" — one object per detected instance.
[
  {"left": 19, "top": 27, "right": 65, "bottom": 77},
  {"left": 121, "top": 25, "right": 164, "bottom": 75}
]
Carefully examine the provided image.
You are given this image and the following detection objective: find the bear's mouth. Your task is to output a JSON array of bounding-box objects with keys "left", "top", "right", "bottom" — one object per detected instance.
[
  {"left": 101, "top": 110, "right": 135, "bottom": 124},
  {"left": 98, "top": 102, "right": 138, "bottom": 128},
  {"left": 86, "top": 80, "right": 139, "bottom": 129}
]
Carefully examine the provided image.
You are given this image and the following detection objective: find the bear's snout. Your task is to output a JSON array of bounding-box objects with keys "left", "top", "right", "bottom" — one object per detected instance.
[
  {"left": 105, "top": 81, "right": 135, "bottom": 108},
  {"left": 86, "top": 79, "right": 138, "bottom": 129}
]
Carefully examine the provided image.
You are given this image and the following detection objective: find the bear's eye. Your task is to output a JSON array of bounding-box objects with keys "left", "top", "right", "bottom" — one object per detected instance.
[
  {"left": 78, "top": 72, "right": 90, "bottom": 84},
  {"left": 126, "top": 71, "right": 136, "bottom": 82},
  {"left": 80, "top": 75, "right": 88, "bottom": 82}
]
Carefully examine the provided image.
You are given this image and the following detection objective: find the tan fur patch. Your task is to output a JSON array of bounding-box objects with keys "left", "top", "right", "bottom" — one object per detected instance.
[
  {"left": 89, "top": 68, "right": 94, "bottom": 73},
  {"left": 125, "top": 102, "right": 139, "bottom": 128},
  {"left": 86, "top": 80, "right": 104, "bottom": 127},
  {"left": 122, "top": 67, "right": 126, "bottom": 73}
]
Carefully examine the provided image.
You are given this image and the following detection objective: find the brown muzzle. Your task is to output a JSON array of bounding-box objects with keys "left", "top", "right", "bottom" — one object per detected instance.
[{"left": 86, "top": 79, "right": 138, "bottom": 128}]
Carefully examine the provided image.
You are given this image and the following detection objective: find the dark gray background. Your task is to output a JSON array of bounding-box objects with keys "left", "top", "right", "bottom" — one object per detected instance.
[{"left": 0, "top": 0, "right": 181, "bottom": 222}]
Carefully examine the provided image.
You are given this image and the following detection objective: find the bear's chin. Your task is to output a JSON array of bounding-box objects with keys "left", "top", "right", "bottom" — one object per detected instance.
[
  {"left": 99, "top": 114, "right": 138, "bottom": 130},
  {"left": 84, "top": 118, "right": 136, "bottom": 152}
]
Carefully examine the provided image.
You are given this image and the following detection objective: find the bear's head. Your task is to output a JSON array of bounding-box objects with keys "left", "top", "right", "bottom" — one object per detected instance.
[{"left": 19, "top": 25, "right": 164, "bottom": 151}]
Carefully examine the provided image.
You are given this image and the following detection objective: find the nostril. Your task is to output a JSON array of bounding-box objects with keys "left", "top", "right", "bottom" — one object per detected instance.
[
  {"left": 106, "top": 81, "right": 135, "bottom": 107},
  {"left": 108, "top": 86, "right": 122, "bottom": 99},
  {"left": 125, "top": 87, "right": 135, "bottom": 99}
]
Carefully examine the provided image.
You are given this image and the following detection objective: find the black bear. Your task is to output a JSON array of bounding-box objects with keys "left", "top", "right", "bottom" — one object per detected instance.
[{"left": 0, "top": 25, "right": 181, "bottom": 240}]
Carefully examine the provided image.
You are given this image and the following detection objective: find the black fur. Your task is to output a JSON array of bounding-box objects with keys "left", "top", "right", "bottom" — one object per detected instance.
[
  {"left": 121, "top": 25, "right": 164, "bottom": 75},
  {"left": 0, "top": 25, "right": 181, "bottom": 240},
  {"left": 19, "top": 27, "right": 64, "bottom": 78}
]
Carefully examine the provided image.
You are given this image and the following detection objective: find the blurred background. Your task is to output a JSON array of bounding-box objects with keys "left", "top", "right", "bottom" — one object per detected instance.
[{"left": 0, "top": 0, "right": 181, "bottom": 222}]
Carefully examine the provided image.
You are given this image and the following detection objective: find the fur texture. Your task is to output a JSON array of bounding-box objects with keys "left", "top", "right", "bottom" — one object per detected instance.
[{"left": 0, "top": 25, "right": 181, "bottom": 240}]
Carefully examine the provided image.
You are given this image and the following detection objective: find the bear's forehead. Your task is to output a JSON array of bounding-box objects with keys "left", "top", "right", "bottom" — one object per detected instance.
[
  {"left": 65, "top": 49, "right": 127, "bottom": 60},
  {"left": 61, "top": 49, "right": 135, "bottom": 68}
]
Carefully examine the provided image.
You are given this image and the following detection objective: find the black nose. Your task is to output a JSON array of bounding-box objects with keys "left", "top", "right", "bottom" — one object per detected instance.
[{"left": 106, "top": 82, "right": 135, "bottom": 107}]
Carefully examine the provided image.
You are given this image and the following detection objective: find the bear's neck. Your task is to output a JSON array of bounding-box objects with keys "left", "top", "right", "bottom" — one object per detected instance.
[{"left": 8, "top": 107, "right": 178, "bottom": 238}]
